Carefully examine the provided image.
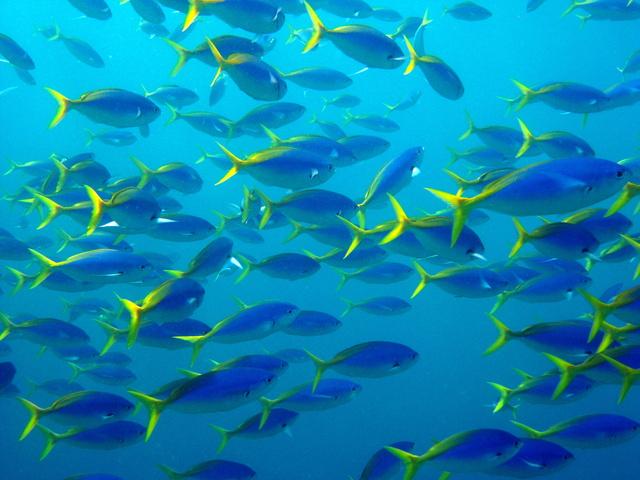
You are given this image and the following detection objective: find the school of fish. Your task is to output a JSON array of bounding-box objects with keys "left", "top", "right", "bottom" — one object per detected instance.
[{"left": 1, "top": 0, "right": 640, "bottom": 479}]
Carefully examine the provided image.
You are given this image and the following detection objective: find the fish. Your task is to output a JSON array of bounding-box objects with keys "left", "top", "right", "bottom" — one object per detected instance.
[
  {"left": 159, "top": 460, "right": 256, "bottom": 480},
  {"left": 306, "top": 341, "right": 419, "bottom": 390},
  {"left": 45, "top": 88, "right": 161, "bottom": 135},
  {"left": 38, "top": 26, "right": 104, "bottom": 68},
  {"left": 387, "top": 429, "right": 522, "bottom": 479},
  {"left": 303, "top": 2, "right": 404, "bottom": 69},
  {"left": 36, "top": 421, "right": 146, "bottom": 459},
  {"left": 404, "top": 36, "right": 464, "bottom": 100},
  {"left": 489, "top": 438, "right": 574, "bottom": 478},
  {"left": 341, "top": 296, "right": 411, "bottom": 316},
  {"left": 512, "top": 414, "right": 640, "bottom": 448},
  {"left": 17, "top": 391, "right": 134, "bottom": 440},
  {"left": 445, "top": 2, "right": 492, "bottom": 21},
  {"left": 210, "top": 408, "right": 298, "bottom": 453},
  {"left": 206, "top": 38, "right": 287, "bottom": 101},
  {"left": 68, "top": 0, "right": 112, "bottom": 19},
  {"left": 0, "top": 33, "right": 35, "bottom": 70},
  {"left": 128, "top": 367, "right": 277, "bottom": 440},
  {"left": 357, "top": 441, "right": 415, "bottom": 480}
]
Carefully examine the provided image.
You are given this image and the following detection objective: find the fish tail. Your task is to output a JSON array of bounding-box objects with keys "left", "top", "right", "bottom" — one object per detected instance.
[
  {"left": 55, "top": 229, "right": 74, "bottom": 253},
  {"left": 158, "top": 465, "right": 181, "bottom": 480},
  {"left": 96, "top": 320, "right": 124, "bottom": 355},
  {"left": 84, "top": 128, "right": 95, "bottom": 146},
  {"left": 380, "top": 194, "right": 410, "bottom": 246},
  {"left": 425, "top": 188, "right": 476, "bottom": 246},
  {"left": 233, "top": 254, "right": 253, "bottom": 283},
  {"left": 443, "top": 169, "right": 470, "bottom": 192},
  {"left": 206, "top": 37, "right": 227, "bottom": 87},
  {"left": 67, "top": 361, "right": 85, "bottom": 382},
  {"left": 84, "top": 185, "right": 106, "bottom": 236},
  {"left": 606, "top": 182, "right": 640, "bottom": 217},
  {"left": 127, "top": 390, "right": 166, "bottom": 441},
  {"left": 36, "top": 424, "right": 63, "bottom": 460},
  {"left": 28, "top": 248, "right": 60, "bottom": 288},
  {"left": 258, "top": 396, "right": 278, "bottom": 429},
  {"left": 335, "top": 269, "right": 350, "bottom": 291},
  {"left": 6, "top": 267, "right": 28, "bottom": 295},
  {"left": 285, "top": 220, "right": 306, "bottom": 243},
  {"left": 511, "top": 420, "right": 544, "bottom": 439},
  {"left": 215, "top": 143, "right": 245, "bottom": 186},
  {"left": 484, "top": 314, "right": 513, "bottom": 355},
  {"left": 340, "top": 297, "right": 356, "bottom": 317},
  {"left": 578, "top": 289, "right": 613, "bottom": 342},
  {"left": 509, "top": 218, "right": 529, "bottom": 258},
  {"left": 512, "top": 79, "right": 536, "bottom": 111},
  {"left": 183, "top": 0, "right": 205, "bottom": 31},
  {"left": 446, "top": 147, "right": 462, "bottom": 166},
  {"left": 543, "top": 352, "right": 579, "bottom": 400},
  {"left": 164, "top": 103, "right": 181, "bottom": 126},
  {"left": 336, "top": 214, "right": 369, "bottom": 258},
  {"left": 489, "top": 290, "right": 512, "bottom": 315},
  {"left": 44, "top": 87, "right": 73, "bottom": 128},
  {"left": 599, "top": 354, "right": 639, "bottom": 404},
  {"left": 458, "top": 111, "right": 475, "bottom": 140},
  {"left": 253, "top": 188, "right": 275, "bottom": 229},
  {"left": 303, "top": 0, "right": 325, "bottom": 53},
  {"left": 305, "top": 349, "right": 329, "bottom": 392},
  {"left": 402, "top": 35, "right": 419, "bottom": 75},
  {"left": 410, "top": 261, "right": 432, "bottom": 299},
  {"left": 28, "top": 189, "right": 64, "bottom": 230},
  {"left": 18, "top": 397, "right": 45, "bottom": 441},
  {"left": 209, "top": 424, "right": 231, "bottom": 453},
  {"left": 487, "top": 382, "right": 513, "bottom": 413},
  {"left": 620, "top": 234, "right": 640, "bottom": 279},
  {"left": 0, "top": 312, "right": 14, "bottom": 341},
  {"left": 515, "top": 118, "right": 536, "bottom": 158},
  {"left": 131, "top": 156, "right": 154, "bottom": 189},
  {"left": 385, "top": 446, "right": 422, "bottom": 480},
  {"left": 163, "top": 38, "right": 191, "bottom": 76},
  {"left": 173, "top": 334, "right": 208, "bottom": 366},
  {"left": 118, "top": 296, "right": 143, "bottom": 348}
]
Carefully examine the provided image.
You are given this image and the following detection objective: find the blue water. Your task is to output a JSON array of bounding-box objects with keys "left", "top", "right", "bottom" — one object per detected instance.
[{"left": 1, "top": 1, "right": 639, "bottom": 479}]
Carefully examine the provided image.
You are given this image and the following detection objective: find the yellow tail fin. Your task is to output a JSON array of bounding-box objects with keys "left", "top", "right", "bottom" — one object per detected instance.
[
  {"left": 509, "top": 218, "right": 529, "bottom": 258},
  {"left": 214, "top": 143, "right": 246, "bottom": 186},
  {"left": 515, "top": 118, "right": 536, "bottom": 158},
  {"left": 484, "top": 314, "right": 512, "bottom": 355},
  {"left": 84, "top": 185, "right": 106, "bottom": 236},
  {"left": 127, "top": 390, "right": 166, "bottom": 441},
  {"left": 163, "top": 38, "right": 191, "bottom": 76},
  {"left": 303, "top": 1, "right": 326, "bottom": 53},
  {"left": 306, "top": 350, "right": 329, "bottom": 393},
  {"left": 18, "top": 397, "right": 45, "bottom": 441},
  {"left": 44, "top": 87, "right": 72, "bottom": 128}
]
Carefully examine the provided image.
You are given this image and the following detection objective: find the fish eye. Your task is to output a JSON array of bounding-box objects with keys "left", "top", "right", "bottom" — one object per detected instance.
[
  {"left": 495, "top": 451, "right": 503, "bottom": 457},
  {"left": 244, "top": 390, "right": 250, "bottom": 398},
  {"left": 392, "top": 361, "right": 401, "bottom": 368},
  {"left": 616, "top": 170, "right": 625, "bottom": 178},
  {"left": 581, "top": 247, "right": 590, "bottom": 253},
  {"left": 584, "top": 185, "right": 593, "bottom": 193},
  {"left": 564, "top": 454, "right": 572, "bottom": 460}
]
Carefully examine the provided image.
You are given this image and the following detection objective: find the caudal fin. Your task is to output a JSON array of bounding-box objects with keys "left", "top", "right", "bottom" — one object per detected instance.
[
  {"left": 379, "top": 194, "right": 411, "bottom": 246},
  {"left": 18, "top": 397, "right": 45, "bottom": 440},
  {"left": 84, "top": 185, "right": 106, "bottom": 236},
  {"left": 303, "top": 1, "right": 326, "bottom": 53},
  {"left": 515, "top": 118, "right": 536, "bottom": 158},
  {"left": 606, "top": 182, "right": 640, "bottom": 217},
  {"left": 411, "top": 262, "right": 432, "bottom": 299},
  {"left": 484, "top": 314, "right": 513, "bottom": 355},
  {"left": 210, "top": 424, "right": 231, "bottom": 453},
  {"left": 425, "top": 188, "right": 476, "bottom": 246},
  {"left": 28, "top": 248, "right": 60, "bottom": 288},
  {"left": 163, "top": 38, "right": 191, "bottom": 76},
  {"left": 543, "top": 352, "right": 580, "bottom": 400},
  {"left": 214, "top": 143, "right": 246, "bottom": 186},
  {"left": 305, "top": 350, "right": 329, "bottom": 392},
  {"left": 487, "top": 382, "right": 513, "bottom": 413},
  {"left": 44, "top": 87, "right": 72, "bottom": 128},
  {"left": 36, "top": 424, "right": 64, "bottom": 460},
  {"left": 509, "top": 218, "right": 529, "bottom": 258},
  {"left": 127, "top": 390, "right": 166, "bottom": 441},
  {"left": 385, "top": 446, "right": 422, "bottom": 480},
  {"left": 578, "top": 289, "right": 614, "bottom": 342},
  {"left": 118, "top": 296, "right": 143, "bottom": 348},
  {"left": 512, "top": 80, "right": 536, "bottom": 111},
  {"left": 600, "top": 354, "right": 639, "bottom": 404}
]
